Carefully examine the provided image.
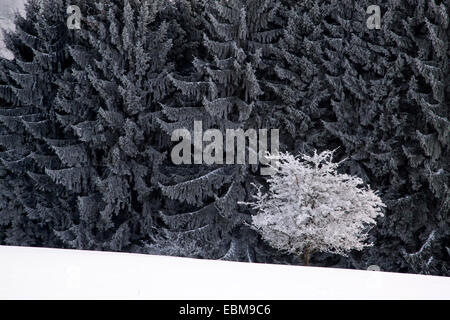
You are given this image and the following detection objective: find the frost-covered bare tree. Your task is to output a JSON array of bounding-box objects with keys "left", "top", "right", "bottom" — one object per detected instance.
[{"left": 245, "top": 150, "right": 385, "bottom": 265}]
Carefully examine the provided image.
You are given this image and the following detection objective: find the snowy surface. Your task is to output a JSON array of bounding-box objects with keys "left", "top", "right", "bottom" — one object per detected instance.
[{"left": 0, "top": 245, "right": 449, "bottom": 299}]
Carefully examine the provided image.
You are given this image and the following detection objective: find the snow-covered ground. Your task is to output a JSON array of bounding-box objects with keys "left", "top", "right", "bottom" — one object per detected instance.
[{"left": 0, "top": 245, "right": 449, "bottom": 299}]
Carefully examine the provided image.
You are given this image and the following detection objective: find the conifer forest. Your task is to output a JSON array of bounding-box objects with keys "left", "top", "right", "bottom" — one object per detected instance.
[{"left": 0, "top": 0, "right": 448, "bottom": 276}]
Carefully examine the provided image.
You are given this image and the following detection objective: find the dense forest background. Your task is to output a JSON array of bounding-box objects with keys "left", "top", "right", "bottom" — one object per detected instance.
[
  {"left": 0, "top": 0, "right": 26, "bottom": 59},
  {"left": 0, "top": 0, "right": 448, "bottom": 276}
]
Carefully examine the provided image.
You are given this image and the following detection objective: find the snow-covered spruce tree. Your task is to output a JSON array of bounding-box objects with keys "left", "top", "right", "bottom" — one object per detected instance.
[
  {"left": 0, "top": 57, "right": 51, "bottom": 246},
  {"left": 316, "top": 0, "right": 449, "bottom": 275},
  {"left": 0, "top": 0, "right": 79, "bottom": 247},
  {"left": 306, "top": 0, "right": 402, "bottom": 269},
  {"left": 52, "top": 0, "right": 199, "bottom": 251},
  {"left": 388, "top": 0, "right": 449, "bottom": 275},
  {"left": 156, "top": 0, "right": 291, "bottom": 261},
  {"left": 317, "top": 0, "right": 393, "bottom": 182},
  {"left": 245, "top": 150, "right": 385, "bottom": 266},
  {"left": 270, "top": 1, "right": 337, "bottom": 154}
]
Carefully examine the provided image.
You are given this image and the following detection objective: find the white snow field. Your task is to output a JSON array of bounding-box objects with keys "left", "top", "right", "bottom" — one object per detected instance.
[{"left": 0, "top": 245, "right": 449, "bottom": 299}]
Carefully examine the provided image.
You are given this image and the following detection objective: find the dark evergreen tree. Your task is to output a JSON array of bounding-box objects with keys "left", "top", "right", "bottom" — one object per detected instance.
[
  {"left": 0, "top": 0, "right": 73, "bottom": 247},
  {"left": 157, "top": 0, "right": 293, "bottom": 262},
  {"left": 383, "top": 0, "right": 449, "bottom": 275},
  {"left": 52, "top": 0, "right": 202, "bottom": 252},
  {"left": 272, "top": 0, "right": 336, "bottom": 154},
  {"left": 306, "top": 0, "right": 449, "bottom": 274},
  {"left": 0, "top": 57, "right": 42, "bottom": 246}
]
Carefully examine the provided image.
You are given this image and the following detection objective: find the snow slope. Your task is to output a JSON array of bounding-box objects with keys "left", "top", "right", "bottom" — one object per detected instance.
[{"left": 0, "top": 246, "right": 449, "bottom": 299}]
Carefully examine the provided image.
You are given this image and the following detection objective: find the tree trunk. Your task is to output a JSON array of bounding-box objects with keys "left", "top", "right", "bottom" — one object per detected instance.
[{"left": 302, "top": 246, "right": 310, "bottom": 266}]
